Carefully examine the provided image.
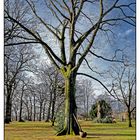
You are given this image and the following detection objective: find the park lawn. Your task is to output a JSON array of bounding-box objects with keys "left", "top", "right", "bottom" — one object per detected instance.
[{"left": 5, "top": 120, "right": 136, "bottom": 140}]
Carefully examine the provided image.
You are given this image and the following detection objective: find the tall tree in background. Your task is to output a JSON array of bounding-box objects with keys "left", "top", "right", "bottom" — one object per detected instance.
[
  {"left": 35, "top": 63, "right": 64, "bottom": 122},
  {"left": 4, "top": 45, "right": 35, "bottom": 123},
  {"left": 110, "top": 64, "right": 136, "bottom": 127},
  {"left": 18, "top": 79, "right": 27, "bottom": 122},
  {"left": 82, "top": 79, "right": 92, "bottom": 119},
  {"left": 76, "top": 79, "right": 93, "bottom": 119},
  {"left": 4, "top": 0, "right": 135, "bottom": 135}
]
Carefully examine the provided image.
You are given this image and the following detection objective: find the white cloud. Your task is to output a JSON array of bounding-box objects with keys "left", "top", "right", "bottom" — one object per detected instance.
[
  {"left": 118, "top": 29, "right": 133, "bottom": 38},
  {"left": 125, "top": 29, "right": 133, "bottom": 35}
]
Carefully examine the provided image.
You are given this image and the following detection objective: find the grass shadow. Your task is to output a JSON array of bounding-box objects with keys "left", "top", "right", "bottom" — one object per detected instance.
[
  {"left": 87, "top": 133, "right": 135, "bottom": 137},
  {"left": 86, "top": 136, "right": 100, "bottom": 139}
]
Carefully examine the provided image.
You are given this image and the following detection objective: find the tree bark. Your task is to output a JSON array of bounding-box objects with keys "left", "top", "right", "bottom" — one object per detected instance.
[
  {"left": 39, "top": 103, "right": 42, "bottom": 121},
  {"left": 15, "top": 111, "right": 18, "bottom": 121},
  {"left": 26, "top": 105, "right": 30, "bottom": 121},
  {"left": 5, "top": 94, "right": 12, "bottom": 123},
  {"left": 51, "top": 88, "right": 56, "bottom": 126},
  {"left": 46, "top": 92, "right": 52, "bottom": 122},
  {"left": 42, "top": 102, "right": 46, "bottom": 120},
  {"left": 19, "top": 90, "right": 24, "bottom": 122},
  {"left": 33, "top": 94, "right": 36, "bottom": 121},
  {"left": 128, "top": 110, "right": 132, "bottom": 127},
  {"left": 57, "top": 73, "right": 80, "bottom": 135},
  {"left": 29, "top": 97, "right": 32, "bottom": 121},
  {"left": 86, "top": 95, "right": 89, "bottom": 119}
]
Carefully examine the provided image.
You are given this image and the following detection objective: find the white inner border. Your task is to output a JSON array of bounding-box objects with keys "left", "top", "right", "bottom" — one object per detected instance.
[
  {"left": 0, "top": 0, "right": 4, "bottom": 139},
  {"left": 136, "top": 0, "right": 139, "bottom": 140},
  {"left": 0, "top": 0, "right": 138, "bottom": 140}
]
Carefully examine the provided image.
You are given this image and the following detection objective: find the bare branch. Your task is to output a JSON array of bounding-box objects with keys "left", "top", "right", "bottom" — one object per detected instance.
[
  {"left": 5, "top": 41, "right": 40, "bottom": 46},
  {"left": 48, "top": 0, "right": 70, "bottom": 20},
  {"left": 5, "top": 10, "right": 65, "bottom": 66},
  {"left": 89, "top": 50, "right": 124, "bottom": 63},
  {"left": 76, "top": 53, "right": 104, "bottom": 76},
  {"left": 26, "top": 0, "right": 61, "bottom": 40},
  {"left": 77, "top": 73, "right": 117, "bottom": 99}
]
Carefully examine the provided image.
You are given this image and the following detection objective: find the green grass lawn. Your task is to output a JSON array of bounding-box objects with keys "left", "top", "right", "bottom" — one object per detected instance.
[{"left": 5, "top": 120, "right": 136, "bottom": 140}]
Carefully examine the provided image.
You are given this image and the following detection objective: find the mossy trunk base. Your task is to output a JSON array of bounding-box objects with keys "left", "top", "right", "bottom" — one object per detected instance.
[
  {"left": 56, "top": 121, "right": 79, "bottom": 136},
  {"left": 57, "top": 74, "right": 80, "bottom": 136}
]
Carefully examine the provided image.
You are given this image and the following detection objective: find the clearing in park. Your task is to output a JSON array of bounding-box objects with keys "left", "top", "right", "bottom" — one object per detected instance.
[{"left": 5, "top": 120, "right": 136, "bottom": 140}]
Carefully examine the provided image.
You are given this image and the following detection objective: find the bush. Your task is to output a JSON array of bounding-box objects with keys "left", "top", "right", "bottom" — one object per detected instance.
[
  {"left": 102, "top": 116, "right": 113, "bottom": 123},
  {"left": 93, "top": 116, "right": 113, "bottom": 123},
  {"left": 93, "top": 118, "right": 103, "bottom": 123},
  {"left": 89, "top": 100, "right": 112, "bottom": 120}
]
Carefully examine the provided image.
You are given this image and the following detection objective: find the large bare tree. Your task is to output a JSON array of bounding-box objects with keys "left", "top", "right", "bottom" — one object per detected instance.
[{"left": 4, "top": 0, "right": 135, "bottom": 135}]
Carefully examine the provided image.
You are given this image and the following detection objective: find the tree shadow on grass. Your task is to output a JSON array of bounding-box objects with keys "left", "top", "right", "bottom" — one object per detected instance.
[
  {"left": 86, "top": 136, "right": 100, "bottom": 139},
  {"left": 87, "top": 133, "right": 135, "bottom": 137}
]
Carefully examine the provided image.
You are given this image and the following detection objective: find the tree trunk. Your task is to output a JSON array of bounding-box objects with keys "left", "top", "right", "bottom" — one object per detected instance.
[
  {"left": 19, "top": 101, "right": 23, "bottom": 122},
  {"left": 84, "top": 94, "right": 86, "bottom": 118},
  {"left": 46, "top": 92, "right": 52, "bottom": 122},
  {"left": 97, "top": 101, "right": 101, "bottom": 119},
  {"left": 57, "top": 74, "right": 80, "bottom": 135},
  {"left": 15, "top": 111, "right": 18, "bottom": 121},
  {"left": 39, "top": 103, "right": 42, "bottom": 121},
  {"left": 42, "top": 102, "right": 46, "bottom": 120},
  {"left": 19, "top": 91, "right": 24, "bottom": 122},
  {"left": 5, "top": 94, "right": 12, "bottom": 124},
  {"left": 26, "top": 105, "right": 30, "bottom": 121},
  {"left": 128, "top": 110, "right": 132, "bottom": 127},
  {"left": 51, "top": 88, "right": 56, "bottom": 125},
  {"left": 33, "top": 95, "right": 36, "bottom": 121},
  {"left": 86, "top": 95, "right": 89, "bottom": 119},
  {"left": 29, "top": 97, "right": 33, "bottom": 121},
  {"left": 13, "top": 108, "right": 18, "bottom": 121}
]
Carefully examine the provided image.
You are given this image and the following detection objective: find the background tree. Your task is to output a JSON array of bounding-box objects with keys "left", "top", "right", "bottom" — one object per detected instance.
[
  {"left": 18, "top": 78, "right": 28, "bottom": 122},
  {"left": 109, "top": 64, "right": 136, "bottom": 127},
  {"left": 4, "top": 45, "right": 35, "bottom": 123},
  {"left": 76, "top": 79, "right": 94, "bottom": 120},
  {"left": 35, "top": 62, "right": 64, "bottom": 122}
]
